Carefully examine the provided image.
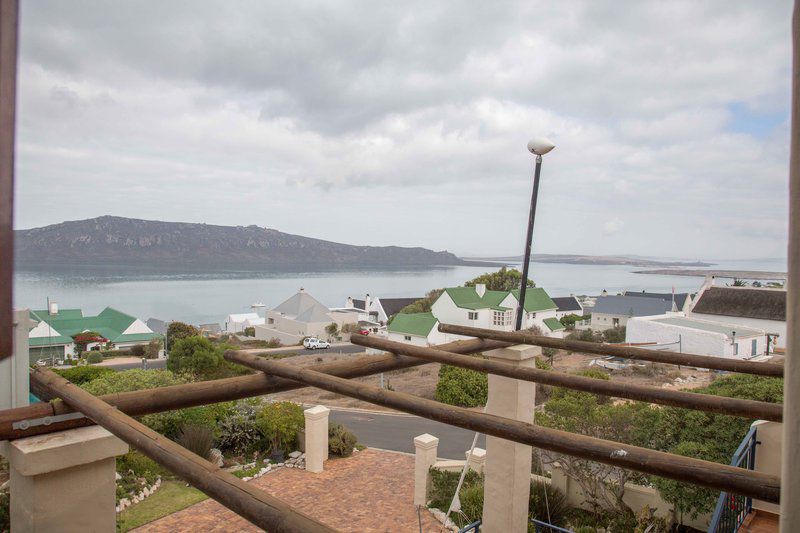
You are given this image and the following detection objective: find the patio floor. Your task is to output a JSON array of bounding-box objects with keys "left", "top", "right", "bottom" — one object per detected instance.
[{"left": 132, "top": 448, "right": 442, "bottom": 532}]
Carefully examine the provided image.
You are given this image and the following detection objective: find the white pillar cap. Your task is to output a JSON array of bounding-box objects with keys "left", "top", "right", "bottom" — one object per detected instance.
[{"left": 414, "top": 433, "right": 439, "bottom": 450}]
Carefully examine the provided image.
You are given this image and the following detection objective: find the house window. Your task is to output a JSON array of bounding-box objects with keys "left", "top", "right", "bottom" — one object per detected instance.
[
  {"left": 493, "top": 311, "right": 510, "bottom": 326},
  {"left": 268, "top": 318, "right": 274, "bottom": 324},
  {"left": 612, "top": 318, "right": 620, "bottom": 327},
  {"left": 751, "top": 339, "right": 757, "bottom": 356},
  {"left": 528, "top": 312, "right": 536, "bottom": 319},
  {"left": 468, "top": 312, "right": 479, "bottom": 320},
  {"left": 404, "top": 335, "right": 412, "bottom": 341},
  {"left": 734, "top": 343, "right": 739, "bottom": 356}
]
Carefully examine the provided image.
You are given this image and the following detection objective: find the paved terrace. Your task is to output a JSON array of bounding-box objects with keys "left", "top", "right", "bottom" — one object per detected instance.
[{"left": 133, "top": 448, "right": 441, "bottom": 532}]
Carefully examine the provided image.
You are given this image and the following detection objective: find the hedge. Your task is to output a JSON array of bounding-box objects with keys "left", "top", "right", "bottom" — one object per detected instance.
[{"left": 435, "top": 364, "right": 488, "bottom": 407}]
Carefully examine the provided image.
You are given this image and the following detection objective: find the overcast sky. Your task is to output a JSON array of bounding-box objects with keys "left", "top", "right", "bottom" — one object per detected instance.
[{"left": 14, "top": 1, "right": 792, "bottom": 259}]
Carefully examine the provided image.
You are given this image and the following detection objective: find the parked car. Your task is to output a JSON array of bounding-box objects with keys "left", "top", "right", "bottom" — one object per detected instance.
[
  {"left": 303, "top": 337, "right": 331, "bottom": 350},
  {"left": 358, "top": 329, "right": 370, "bottom": 336},
  {"left": 34, "top": 358, "right": 51, "bottom": 367}
]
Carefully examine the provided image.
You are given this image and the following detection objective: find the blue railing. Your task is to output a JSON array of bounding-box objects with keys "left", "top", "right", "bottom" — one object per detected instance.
[
  {"left": 457, "top": 520, "right": 481, "bottom": 533},
  {"left": 531, "top": 518, "right": 574, "bottom": 532},
  {"left": 707, "top": 426, "right": 759, "bottom": 533}
]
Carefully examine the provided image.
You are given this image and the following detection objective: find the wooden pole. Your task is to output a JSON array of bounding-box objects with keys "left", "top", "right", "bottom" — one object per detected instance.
[
  {"left": 350, "top": 334, "right": 782, "bottom": 421},
  {"left": 781, "top": 1, "right": 800, "bottom": 528},
  {"left": 30, "top": 368, "right": 334, "bottom": 533},
  {"left": 0, "top": 337, "right": 508, "bottom": 440},
  {"left": 225, "top": 351, "right": 781, "bottom": 503},
  {"left": 438, "top": 323, "right": 784, "bottom": 377},
  {"left": 0, "top": 0, "right": 17, "bottom": 360}
]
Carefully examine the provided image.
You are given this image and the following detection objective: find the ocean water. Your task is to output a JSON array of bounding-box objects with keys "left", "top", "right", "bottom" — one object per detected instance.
[{"left": 13, "top": 258, "right": 786, "bottom": 327}]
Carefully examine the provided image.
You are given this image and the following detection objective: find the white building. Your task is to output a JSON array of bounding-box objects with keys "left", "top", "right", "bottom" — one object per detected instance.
[
  {"left": 224, "top": 313, "right": 265, "bottom": 333},
  {"left": 626, "top": 314, "right": 767, "bottom": 360},
  {"left": 551, "top": 296, "right": 584, "bottom": 320},
  {"left": 688, "top": 277, "right": 786, "bottom": 350},
  {"left": 345, "top": 295, "right": 422, "bottom": 325},
  {"left": 590, "top": 295, "right": 673, "bottom": 331},
  {"left": 254, "top": 288, "right": 358, "bottom": 345},
  {"left": 386, "top": 312, "right": 448, "bottom": 346}
]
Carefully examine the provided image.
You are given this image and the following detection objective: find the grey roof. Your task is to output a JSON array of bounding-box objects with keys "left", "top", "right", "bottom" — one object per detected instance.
[
  {"left": 146, "top": 318, "right": 168, "bottom": 335},
  {"left": 624, "top": 291, "right": 691, "bottom": 310},
  {"left": 551, "top": 296, "right": 582, "bottom": 313},
  {"left": 199, "top": 323, "right": 222, "bottom": 334},
  {"left": 353, "top": 297, "right": 422, "bottom": 317},
  {"left": 273, "top": 290, "right": 332, "bottom": 323},
  {"left": 295, "top": 304, "right": 333, "bottom": 323},
  {"left": 692, "top": 287, "right": 786, "bottom": 321},
  {"left": 593, "top": 295, "right": 672, "bottom": 317},
  {"left": 652, "top": 317, "right": 763, "bottom": 337}
]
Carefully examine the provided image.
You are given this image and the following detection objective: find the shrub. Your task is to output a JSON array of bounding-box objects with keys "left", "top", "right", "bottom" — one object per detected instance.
[
  {"left": 54, "top": 365, "right": 115, "bottom": 385},
  {"left": 529, "top": 483, "right": 569, "bottom": 527},
  {"left": 256, "top": 402, "right": 304, "bottom": 454},
  {"left": 602, "top": 326, "right": 626, "bottom": 343},
  {"left": 145, "top": 338, "right": 162, "bottom": 359},
  {"left": 427, "top": 468, "right": 482, "bottom": 512},
  {"left": 328, "top": 423, "right": 358, "bottom": 457},
  {"left": 130, "top": 344, "right": 146, "bottom": 357},
  {"left": 177, "top": 424, "right": 215, "bottom": 460},
  {"left": 167, "top": 336, "right": 223, "bottom": 378},
  {"left": 86, "top": 352, "right": 104, "bottom": 364},
  {"left": 117, "top": 451, "right": 167, "bottom": 482},
  {"left": 167, "top": 321, "right": 201, "bottom": 346},
  {"left": 0, "top": 491, "right": 8, "bottom": 533},
  {"left": 243, "top": 326, "right": 255, "bottom": 337},
  {"left": 435, "top": 364, "right": 488, "bottom": 407},
  {"left": 217, "top": 405, "right": 263, "bottom": 456},
  {"left": 458, "top": 483, "right": 484, "bottom": 524}
]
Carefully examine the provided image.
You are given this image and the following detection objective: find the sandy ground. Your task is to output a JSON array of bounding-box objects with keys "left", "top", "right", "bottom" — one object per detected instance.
[{"left": 266, "top": 347, "right": 713, "bottom": 411}]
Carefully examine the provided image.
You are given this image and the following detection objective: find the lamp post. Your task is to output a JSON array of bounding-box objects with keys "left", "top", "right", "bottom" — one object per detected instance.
[{"left": 515, "top": 137, "right": 555, "bottom": 331}]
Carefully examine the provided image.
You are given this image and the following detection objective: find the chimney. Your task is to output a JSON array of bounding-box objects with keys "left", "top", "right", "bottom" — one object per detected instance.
[
  {"left": 703, "top": 275, "right": 716, "bottom": 289},
  {"left": 365, "top": 293, "right": 371, "bottom": 311},
  {"left": 475, "top": 284, "right": 486, "bottom": 297},
  {"left": 48, "top": 301, "right": 58, "bottom": 315},
  {"left": 601, "top": 289, "right": 608, "bottom": 297},
  {"left": 299, "top": 287, "right": 305, "bottom": 293},
  {"left": 346, "top": 296, "right": 354, "bottom": 308}
]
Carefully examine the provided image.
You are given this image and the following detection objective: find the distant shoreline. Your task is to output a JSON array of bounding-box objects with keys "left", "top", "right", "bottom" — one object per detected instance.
[{"left": 633, "top": 269, "right": 787, "bottom": 280}]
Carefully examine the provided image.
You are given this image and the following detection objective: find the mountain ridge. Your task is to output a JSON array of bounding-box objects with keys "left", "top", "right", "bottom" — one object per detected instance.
[{"left": 14, "top": 216, "right": 466, "bottom": 268}]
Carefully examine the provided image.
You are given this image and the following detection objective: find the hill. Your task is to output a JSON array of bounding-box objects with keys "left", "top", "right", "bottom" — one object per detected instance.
[{"left": 15, "top": 216, "right": 466, "bottom": 269}]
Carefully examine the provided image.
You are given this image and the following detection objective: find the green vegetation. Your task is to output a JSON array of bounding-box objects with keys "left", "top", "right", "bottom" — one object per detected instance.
[
  {"left": 116, "top": 480, "right": 207, "bottom": 532},
  {"left": 86, "top": 352, "right": 104, "bottom": 364},
  {"left": 176, "top": 425, "right": 215, "bottom": 460},
  {"left": 566, "top": 326, "right": 626, "bottom": 344},
  {"left": 166, "top": 321, "right": 200, "bottom": 347},
  {"left": 328, "top": 423, "right": 358, "bottom": 457},
  {"left": 216, "top": 403, "right": 263, "bottom": 456},
  {"left": 166, "top": 335, "right": 253, "bottom": 380},
  {"left": 435, "top": 363, "right": 488, "bottom": 407},
  {"left": 54, "top": 365, "right": 115, "bottom": 384},
  {"left": 256, "top": 401, "right": 305, "bottom": 455},
  {"left": 399, "top": 288, "right": 444, "bottom": 314},
  {"left": 464, "top": 266, "right": 534, "bottom": 291},
  {"left": 559, "top": 313, "right": 589, "bottom": 329},
  {"left": 243, "top": 326, "right": 255, "bottom": 337},
  {"left": 325, "top": 322, "right": 339, "bottom": 338}
]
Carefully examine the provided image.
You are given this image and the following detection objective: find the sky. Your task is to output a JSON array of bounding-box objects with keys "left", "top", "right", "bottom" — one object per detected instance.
[{"left": 14, "top": 1, "right": 793, "bottom": 260}]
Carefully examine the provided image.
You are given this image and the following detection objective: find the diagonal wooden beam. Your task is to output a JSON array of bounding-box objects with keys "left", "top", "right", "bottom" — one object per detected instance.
[
  {"left": 438, "top": 323, "right": 785, "bottom": 377},
  {"left": 225, "top": 350, "right": 781, "bottom": 504},
  {"left": 30, "top": 367, "right": 334, "bottom": 533}
]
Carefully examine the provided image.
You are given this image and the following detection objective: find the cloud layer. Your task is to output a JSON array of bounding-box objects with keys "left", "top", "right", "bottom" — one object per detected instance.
[{"left": 15, "top": 1, "right": 792, "bottom": 259}]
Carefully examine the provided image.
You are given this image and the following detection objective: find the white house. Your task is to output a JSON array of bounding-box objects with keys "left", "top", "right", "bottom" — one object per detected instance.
[
  {"left": 345, "top": 295, "right": 422, "bottom": 325},
  {"left": 590, "top": 295, "right": 673, "bottom": 331},
  {"left": 254, "top": 288, "right": 358, "bottom": 345},
  {"left": 224, "top": 313, "right": 265, "bottom": 334},
  {"left": 430, "top": 284, "right": 563, "bottom": 336},
  {"left": 551, "top": 296, "right": 584, "bottom": 320},
  {"left": 387, "top": 313, "right": 447, "bottom": 346},
  {"left": 688, "top": 277, "right": 786, "bottom": 350},
  {"left": 626, "top": 314, "right": 767, "bottom": 360}
]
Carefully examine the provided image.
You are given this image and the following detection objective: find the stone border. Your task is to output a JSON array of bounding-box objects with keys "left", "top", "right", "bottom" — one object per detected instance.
[{"left": 117, "top": 476, "right": 161, "bottom": 513}]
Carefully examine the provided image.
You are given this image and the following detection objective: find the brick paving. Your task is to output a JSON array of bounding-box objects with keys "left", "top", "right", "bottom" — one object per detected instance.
[{"left": 132, "top": 449, "right": 441, "bottom": 532}]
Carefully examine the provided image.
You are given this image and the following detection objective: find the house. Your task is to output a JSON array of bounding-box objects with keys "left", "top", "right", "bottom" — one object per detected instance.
[
  {"left": 688, "top": 277, "right": 787, "bottom": 349},
  {"left": 346, "top": 295, "right": 422, "bottom": 325},
  {"left": 199, "top": 323, "right": 222, "bottom": 337},
  {"left": 623, "top": 290, "right": 693, "bottom": 312},
  {"left": 254, "top": 288, "right": 358, "bottom": 345},
  {"left": 387, "top": 312, "right": 447, "bottom": 346},
  {"left": 430, "top": 283, "right": 562, "bottom": 335},
  {"left": 551, "top": 296, "right": 584, "bottom": 320},
  {"left": 224, "top": 313, "right": 265, "bottom": 333},
  {"left": 626, "top": 314, "right": 767, "bottom": 360},
  {"left": 28, "top": 306, "right": 160, "bottom": 363},
  {"left": 590, "top": 295, "right": 673, "bottom": 331}
]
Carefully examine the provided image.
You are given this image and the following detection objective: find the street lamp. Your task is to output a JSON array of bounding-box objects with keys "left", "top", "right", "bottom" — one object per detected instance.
[{"left": 515, "top": 137, "right": 555, "bottom": 331}]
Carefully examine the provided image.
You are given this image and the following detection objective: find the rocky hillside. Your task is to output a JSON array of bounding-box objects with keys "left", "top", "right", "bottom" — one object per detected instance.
[{"left": 15, "top": 216, "right": 466, "bottom": 268}]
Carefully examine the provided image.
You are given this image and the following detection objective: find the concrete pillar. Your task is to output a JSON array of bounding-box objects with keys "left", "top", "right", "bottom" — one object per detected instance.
[
  {"left": 304, "top": 405, "right": 330, "bottom": 473},
  {"left": 413, "top": 433, "right": 439, "bottom": 506},
  {"left": 465, "top": 447, "right": 486, "bottom": 474},
  {"left": 9, "top": 425, "right": 128, "bottom": 532},
  {"left": 752, "top": 420, "right": 782, "bottom": 515},
  {"left": 0, "top": 309, "right": 32, "bottom": 410},
  {"left": 482, "top": 344, "right": 538, "bottom": 533}
]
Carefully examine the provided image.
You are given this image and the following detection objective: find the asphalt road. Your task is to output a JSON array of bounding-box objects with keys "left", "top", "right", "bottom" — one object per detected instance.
[{"left": 330, "top": 408, "right": 486, "bottom": 459}]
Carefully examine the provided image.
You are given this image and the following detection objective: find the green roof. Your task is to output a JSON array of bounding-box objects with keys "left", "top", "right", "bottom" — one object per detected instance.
[
  {"left": 388, "top": 312, "right": 439, "bottom": 337},
  {"left": 29, "top": 307, "right": 158, "bottom": 345},
  {"left": 510, "top": 288, "right": 558, "bottom": 313},
  {"left": 543, "top": 317, "right": 565, "bottom": 331},
  {"left": 443, "top": 287, "right": 512, "bottom": 311}
]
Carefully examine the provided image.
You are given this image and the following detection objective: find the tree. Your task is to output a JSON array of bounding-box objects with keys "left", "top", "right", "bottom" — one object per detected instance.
[
  {"left": 167, "top": 321, "right": 200, "bottom": 347},
  {"left": 72, "top": 331, "right": 105, "bottom": 354},
  {"left": 325, "top": 322, "right": 339, "bottom": 339},
  {"left": 728, "top": 278, "right": 748, "bottom": 287},
  {"left": 652, "top": 442, "right": 717, "bottom": 525},
  {"left": 398, "top": 288, "right": 444, "bottom": 315},
  {"left": 464, "top": 266, "right": 535, "bottom": 291},
  {"left": 145, "top": 338, "right": 162, "bottom": 359},
  {"left": 167, "top": 336, "right": 223, "bottom": 378}
]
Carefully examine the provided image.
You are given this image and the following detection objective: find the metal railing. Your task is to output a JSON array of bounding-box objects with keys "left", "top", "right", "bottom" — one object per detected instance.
[
  {"left": 457, "top": 520, "right": 481, "bottom": 533},
  {"left": 708, "top": 426, "right": 759, "bottom": 532},
  {"left": 531, "top": 518, "right": 574, "bottom": 532}
]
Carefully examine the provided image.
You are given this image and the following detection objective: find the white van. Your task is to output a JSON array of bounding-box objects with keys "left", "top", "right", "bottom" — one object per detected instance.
[{"left": 303, "top": 337, "right": 331, "bottom": 350}]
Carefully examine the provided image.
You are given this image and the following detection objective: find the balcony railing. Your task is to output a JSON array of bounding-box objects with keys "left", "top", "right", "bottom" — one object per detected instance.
[{"left": 708, "top": 426, "right": 759, "bottom": 533}]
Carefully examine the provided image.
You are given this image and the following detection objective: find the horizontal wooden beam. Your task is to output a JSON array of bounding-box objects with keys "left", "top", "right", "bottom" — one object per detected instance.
[
  {"left": 225, "top": 351, "right": 781, "bottom": 504},
  {"left": 0, "top": 337, "right": 509, "bottom": 440},
  {"left": 350, "top": 334, "right": 783, "bottom": 422},
  {"left": 30, "top": 367, "right": 333, "bottom": 533},
  {"left": 438, "top": 323, "right": 785, "bottom": 377}
]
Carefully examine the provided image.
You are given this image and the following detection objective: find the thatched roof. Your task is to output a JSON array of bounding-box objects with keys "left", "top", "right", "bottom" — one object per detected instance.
[{"left": 692, "top": 287, "right": 786, "bottom": 321}]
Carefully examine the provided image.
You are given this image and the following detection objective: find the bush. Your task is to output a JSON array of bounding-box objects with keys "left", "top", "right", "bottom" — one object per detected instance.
[
  {"left": 167, "top": 321, "right": 201, "bottom": 346},
  {"left": 54, "top": 365, "right": 115, "bottom": 385},
  {"left": 243, "top": 327, "right": 255, "bottom": 337},
  {"left": 427, "top": 468, "right": 482, "bottom": 512},
  {"left": 86, "top": 352, "right": 104, "bottom": 364},
  {"left": 602, "top": 326, "right": 626, "bottom": 343},
  {"left": 529, "top": 483, "right": 570, "bottom": 527},
  {"left": 145, "top": 338, "right": 162, "bottom": 359},
  {"left": 167, "top": 336, "right": 223, "bottom": 378},
  {"left": 328, "top": 423, "right": 358, "bottom": 457},
  {"left": 217, "top": 405, "right": 263, "bottom": 456},
  {"left": 256, "top": 402, "right": 304, "bottom": 454},
  {"left": 435, "top": 364, "right": 488, "bottom": 407},
  {"left": 0, "top": 491, "right": 8, "bottom": 533},
  {"left": 177, "top": 424, "right": 215, "bottom": 460},
  {"left": 117, "top": 450, "right": 168, "bottom": 482},
  {"left": 130, "top": 344, "right": 146, "bottom": 357}
]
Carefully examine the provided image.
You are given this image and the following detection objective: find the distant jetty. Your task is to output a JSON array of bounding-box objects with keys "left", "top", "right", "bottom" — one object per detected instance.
[{"left": 633, "top": 269, "right": 787, "bottom": 280}]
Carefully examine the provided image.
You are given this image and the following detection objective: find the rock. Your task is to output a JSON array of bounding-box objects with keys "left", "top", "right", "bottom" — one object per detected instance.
[
  {"left": 277, "top": 462, "right": 284, "bottom": 467},
  {"left": 115, "top": 472, "right": 122, "bottom": 481},
  {"left": 132, "top": 497, "right": 140, "bottom": 504},
  {"left": 116, "top": 506, "right": 120, "bottom": 513},
  {"left": 242, "top": 476, "right": 252, "bottom": 482},
  {"left": 209, "top": 448, "right": 224, "bottom": 467},
  {"left": 288, "top": 451, "right": 302, "bottom": 459}
]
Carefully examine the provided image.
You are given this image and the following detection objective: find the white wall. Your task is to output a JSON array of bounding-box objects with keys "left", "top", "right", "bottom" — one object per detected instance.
[
  {"left": 591, "top": 312, "right": 630, "bottom": 331},
  {"left": 28, "top": 319, "right": 61, "bottom": 339},
  {"left": 122, "top": 319, "right": 154, "bottom": 335},
  {"left": 689, "top": 312, "right": 786, "bottom": 349}
]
